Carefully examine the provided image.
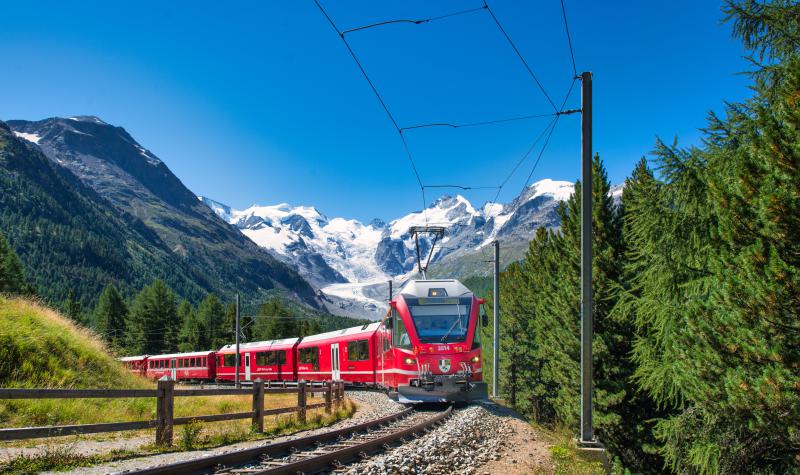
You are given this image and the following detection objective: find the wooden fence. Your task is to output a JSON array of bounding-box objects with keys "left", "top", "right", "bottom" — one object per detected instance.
[{"left": 0, "top": 379, "right": 346, "bottom": 446}]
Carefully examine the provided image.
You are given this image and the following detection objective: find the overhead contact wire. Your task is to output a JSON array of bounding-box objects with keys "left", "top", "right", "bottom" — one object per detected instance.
[
  {"left": 559, "top": 0, "right": 578, "bottom": 77},
  {"left": 314, "top": 0, "right": 428, "bottom": 220},
  {"left": 400, "top": 111, "right": 555, "bottom": 132},
  {"left": 341, "top": 5, "right": 487, "bottom": 35},
  {"left": 483, "top": 0, "right": 559, "bottom": 113}
]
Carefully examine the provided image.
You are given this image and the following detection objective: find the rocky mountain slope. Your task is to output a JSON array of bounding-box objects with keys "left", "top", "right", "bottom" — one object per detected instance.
[
  {"left": 200, "top": 179, "right": 610, "bottom": 318},
  {"left": 5, "top": 117, "right": 320, "bottom": 308}
]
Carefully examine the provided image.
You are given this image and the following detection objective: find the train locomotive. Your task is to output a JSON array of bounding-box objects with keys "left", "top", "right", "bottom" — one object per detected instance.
[
  {"left": 121, "top": 278, "right": 488, "bottom": 404},
  {"left": 378, "top": 279, "right": 488, "bottom": 402}
]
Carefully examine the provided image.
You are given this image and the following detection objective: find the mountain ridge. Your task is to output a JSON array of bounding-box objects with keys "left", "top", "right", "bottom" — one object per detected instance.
[
  {"left": 198, "top": 178, "right": 606, "bottom": 318},
  {"left": 5, "top": 117, "right": 321, "bottom": 309}
]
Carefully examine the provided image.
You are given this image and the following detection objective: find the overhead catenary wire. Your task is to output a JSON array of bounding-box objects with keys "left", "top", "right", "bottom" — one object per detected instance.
[
  {"left": 314, "top": 1, "right": 580, "bottom": 233},
  {"left": 559, "top": 0, "right": 578, "bottom": 78},
  {"left": 518, "top": 76, "right": 579, "bottom": 194},
  {"left": 314, "top": 0, "right": 428, "bottom": 221},
  {"left": 482, "top": 0, "right": 559, "bottom": 113},
  {"left": 423, "top": 185, "right": 501, "bottom": 190},
  {"left": 400, "top": 111, "right": 556, "bottom": 132},
  {"left": 340, "top": 5, "right": 487, "bottom": 36}
]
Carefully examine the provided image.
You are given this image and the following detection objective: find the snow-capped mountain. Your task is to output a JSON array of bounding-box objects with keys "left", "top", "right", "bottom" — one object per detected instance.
[{"left": 200, "top": 178, "right": 579, "bottom": 318}]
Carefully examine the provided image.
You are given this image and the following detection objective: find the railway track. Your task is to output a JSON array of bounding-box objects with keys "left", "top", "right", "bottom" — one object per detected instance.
[{"left": 130, "top": 405, "right": 452, "bottom": 475}]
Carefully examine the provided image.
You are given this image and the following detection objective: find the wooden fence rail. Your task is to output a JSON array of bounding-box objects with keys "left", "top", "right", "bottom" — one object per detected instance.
[{"left": 0, "top": 379, "right": 345, "bottom": 446}]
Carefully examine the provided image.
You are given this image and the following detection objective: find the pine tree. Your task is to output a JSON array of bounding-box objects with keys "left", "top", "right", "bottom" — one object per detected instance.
[
  {"left": 126, "top": 280, "right": 178, "bottom": 354},
  {"left": 252, "top": 298, "right": 298, "bottom": 340},
  {"left": 94, "top": 283, "right": 128, "bottom": 348},
  {"left": 63, "top": 289, "right": 84, "bottom": 324},
  {"left": 0, "top": 232, "right": 32, "bottom": 295},
  {"left": 619, "top": 2, "right": 800, "bottom": 471},
  {"left": 177, "top": 300, "right": 205, "bottom": 352},
  {"left": 197, "top": 294, "right": 228, "bottom": 350}
]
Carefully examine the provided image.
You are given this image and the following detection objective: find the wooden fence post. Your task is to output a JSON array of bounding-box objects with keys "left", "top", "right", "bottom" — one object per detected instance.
[
  {"left": 297, "top": 381, "right": 307, "bottom": 424},
  {"left": 252, "top": 379, "right": 264, "bottom": 433},
  {"left": 324, "top": 381, "right": 332, "bottom": 414},
  {"left": 334, "top": 381, "right": 342, "bottom": 409},
  {"left": 156, "top": 377, "right": 175, "bottom": 447}
]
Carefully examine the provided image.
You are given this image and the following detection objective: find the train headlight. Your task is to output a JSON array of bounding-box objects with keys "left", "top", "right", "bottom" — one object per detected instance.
[
  {"left": 471, "top": 355, "right": 480, "bottom": 364},
  {"left": 404, "top": 357, "right": 415, "bottom": 365}
]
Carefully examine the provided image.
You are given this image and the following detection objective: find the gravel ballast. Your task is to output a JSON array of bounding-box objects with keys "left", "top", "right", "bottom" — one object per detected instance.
[{"left": 343, "top": 404, "right": 512, "bottom": 475}]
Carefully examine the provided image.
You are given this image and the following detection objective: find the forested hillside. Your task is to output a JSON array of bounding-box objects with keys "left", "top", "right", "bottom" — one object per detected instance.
[
  {"left": 2, "top": 117, "right": 320, "bottom": 310},
  {"left": 493, "top": 2, "right": 800, "bottom": 473},
  {"left": 0, "top": 122, "right": 209, "bottom": 304}
]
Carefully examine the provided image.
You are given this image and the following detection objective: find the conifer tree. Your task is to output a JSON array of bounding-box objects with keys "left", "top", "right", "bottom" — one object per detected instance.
[
  {"left": 0, "top": 232, "right": 32, "bottom": 295},
  {"left": 63, "top": 289, "right": 84, "bottom": 324},
  {"left": 127, "top": 280, "right": 178, "bottom": 354},
  {"left": 252, "top": 298, "right": 298, "bottom": 340},
  {"left": 197, "top": 294, "right": 227, "bottom": 350},
  {"left": 94, "top": 283, "right": 127, "bottom": 348},
  {"left": 177, "top": 300, "right": 205, "bottom": 352},
  {"left": 619, "top": 2, "right": 800, "bottom": 471}
]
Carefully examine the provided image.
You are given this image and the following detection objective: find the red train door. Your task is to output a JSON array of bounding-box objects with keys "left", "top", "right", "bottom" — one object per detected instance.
[{"left": 331, "top": 343, "right": 340, "bottom": 380}]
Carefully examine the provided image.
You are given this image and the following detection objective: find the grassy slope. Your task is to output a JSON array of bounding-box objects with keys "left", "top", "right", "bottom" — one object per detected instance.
[
  {"left": 0, "top": 296, "right": 146, "bottom": 390},
  {"left": 0, "top": 298, "right": 344, "bottom": 428},
  {"left": 0, "top": 297, "right": 356, "bottom": 474}
]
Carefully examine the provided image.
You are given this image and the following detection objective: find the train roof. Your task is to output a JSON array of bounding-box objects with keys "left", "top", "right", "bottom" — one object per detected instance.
[
  {"left": 399, "top": 279, "right": 473, "bottom": 298},
  {"left": 217, "top": 337, "right": 299, "bottom": 354},
  {"left": 148, "top": 350, "right": 216, "bottom": 359},
  {"left": 298, "top": 322, "right": 381, "bottom": 344},
  {"left": 119, "top": 355, "right": 148, "bottom": 361}
]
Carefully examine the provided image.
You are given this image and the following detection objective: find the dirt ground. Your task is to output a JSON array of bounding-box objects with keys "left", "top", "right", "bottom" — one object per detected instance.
[{"left": 476, "top": 401, "right": 556, "bottom": 475}]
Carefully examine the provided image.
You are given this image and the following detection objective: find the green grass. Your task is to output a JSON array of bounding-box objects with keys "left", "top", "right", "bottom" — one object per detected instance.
[
  {"left": 0, "top": 400, "right": 358, "bottom": 474},
  {"left": 548, "top": 430, "right": 607, "bottom": 475},
  {"left": 0, "top": 298, "right": 358, "bottom": 473},
  {"left": 0, "top": 445, "right": 105, "bottom": 475},
  {"left": 0, "top": 297, "right": 355, "bottom": 428}
]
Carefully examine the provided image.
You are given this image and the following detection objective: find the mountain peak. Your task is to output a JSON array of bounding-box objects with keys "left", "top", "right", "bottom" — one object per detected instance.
[
  {"left": 369, "top": 218, "right": 386, "bottom": 229},
  {"left": 67, "top": 115, "right": 108, "bottom": 125}
]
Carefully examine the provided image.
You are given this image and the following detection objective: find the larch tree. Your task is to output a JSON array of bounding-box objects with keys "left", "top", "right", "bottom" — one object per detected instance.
[{"left": 94, "top": 283, "right": 128, "bottom": 349}]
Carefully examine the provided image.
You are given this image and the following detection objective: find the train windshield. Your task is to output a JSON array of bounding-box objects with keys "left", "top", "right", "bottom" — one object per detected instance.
[{"left": 406, "top": 297, "right": 472, "bottom": 343}]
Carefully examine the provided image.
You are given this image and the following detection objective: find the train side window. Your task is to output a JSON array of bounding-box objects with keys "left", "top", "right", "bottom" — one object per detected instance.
[
  {"left": 178, "top": 359, "right": 183, "bottom": 368},
  {"left": 223, "top": 354, "right": 236, "bottom": 367},
  {"left": 299, "top": 347, "right": 319, "bottom": 371},
  {"left": 392, "top": 310, "right": 412, "bottom": 349},
  {"left": 201, "top": 357, "right": 205, "bottom": 367},
  {"left": 278, "top": 350, "right": 286, "bottom": 365},
  {"left": 256, "top": 352, "right": 276, "bottom": 366},
  {"left": 347, "top": 339, "right": 369, "bottom": 361},
  {"left": 383, "top": 336, "right": 390, "bottom": 352}
]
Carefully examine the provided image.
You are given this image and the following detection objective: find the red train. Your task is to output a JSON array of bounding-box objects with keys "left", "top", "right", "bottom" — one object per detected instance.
[{"left": 121, "top": 279, "right": 488, "bottom": 403}]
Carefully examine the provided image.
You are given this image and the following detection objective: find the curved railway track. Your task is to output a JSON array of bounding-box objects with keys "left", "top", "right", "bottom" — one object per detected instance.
[{"left": 130, "top": 405, "right": 452, "bottom": 475}]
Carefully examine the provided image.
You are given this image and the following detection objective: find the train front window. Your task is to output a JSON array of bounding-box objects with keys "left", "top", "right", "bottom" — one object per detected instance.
[
  {"left": 392, "top": 309, "right": 412, "bottom": 349},
  {"left": 407, "top": 297, "right": 472, "bottom": 343}
]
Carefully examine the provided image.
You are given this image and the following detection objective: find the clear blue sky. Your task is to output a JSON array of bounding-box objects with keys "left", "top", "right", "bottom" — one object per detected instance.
[{"left": 0, "top": 1, "right": 750, "bottom": 222}]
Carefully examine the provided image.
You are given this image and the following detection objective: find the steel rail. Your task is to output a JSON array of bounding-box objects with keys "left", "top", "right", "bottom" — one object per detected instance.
[
  {"left": 127, "top": 407, "right": 421, "bottom": 475},
  {"left": 254, "top": 405, "right": 453, "bottom": 474}
]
